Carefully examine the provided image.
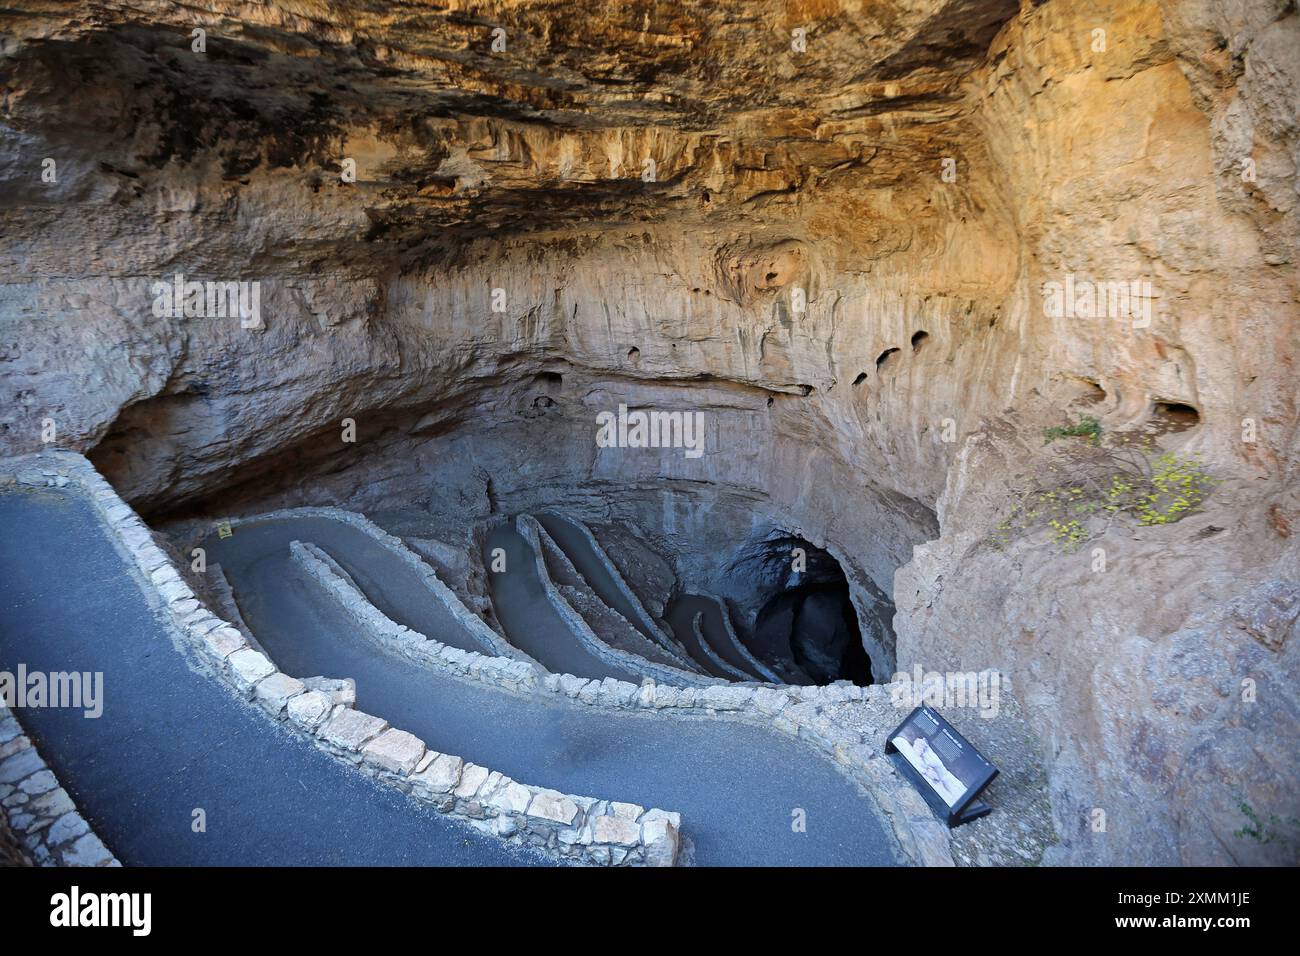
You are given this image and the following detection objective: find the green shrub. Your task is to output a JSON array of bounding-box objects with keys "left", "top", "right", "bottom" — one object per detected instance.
[
  {"left": 1043, "top": 415, "right": 1102, "bottom": 445},
  {"left": 989, "top": 444, "right": 1216, "bottom": 554}
]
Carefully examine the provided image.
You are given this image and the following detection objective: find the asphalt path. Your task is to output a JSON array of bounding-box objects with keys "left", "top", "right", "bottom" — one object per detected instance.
[
  {"left": 481, "top": 520, "right": 642, "bottom": 682},
  {"left": 667, "top": 593, "right": 765, "bottom": 680},
  {"left": 207, "top": 513, "right": 903, "bottom": 865},
  {"left": 0, "top": 488, "right": 547, "bottom": 866},
  {"left": 535, "top": 513, "right": 665, "bottom": 646}
]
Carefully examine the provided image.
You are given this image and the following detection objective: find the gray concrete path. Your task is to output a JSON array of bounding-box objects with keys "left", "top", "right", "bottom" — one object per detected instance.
[
  {"left": 0, "top": 488, "right": 548, "bottom": 866},
  {"left": 207, "top": 514, "right": 904, "bottom": 865},
  {"left": 664, "top": 595, "right": 744, "bottom": 680},
  {"left": 535, "top": 513, "right": 666, "bottom": 647},
  {"left": 482, "top": 521, "right": 642, "bottom": 683},
  {"left": 668, "top": 593, "right": 765, "bottom": 680}
]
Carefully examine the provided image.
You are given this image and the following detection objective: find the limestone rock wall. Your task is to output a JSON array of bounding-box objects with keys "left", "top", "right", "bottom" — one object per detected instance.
[{"left": 1, "top": 0, "right": 1297, "bottom": 865}]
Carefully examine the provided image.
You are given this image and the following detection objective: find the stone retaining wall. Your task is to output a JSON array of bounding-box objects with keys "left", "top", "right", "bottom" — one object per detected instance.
[
  {"left": 205, "top": 505, "right": 532, "bottom": 665},
  {"left": 8, "top": 452, "right": 960, "bottom": 867},
  {"left": 550, "top": 515, "right": 695, "bottom": 659},
  {"left": 533, "top": 519, "right": 701, "bottom": 673},
  {"left": 517, "top": 515, "right": 714, "bottom": 688},
  {"left": 237, "top": 506, "right": 954, "bottom": 864},
  {"left": 686, "top": 608, "right": 754, "bottom": 681},
  {"left": 696, "top": 591, "right": 783, "bottom": 683},
  {"left": 4, "top": 452, "right": 679, "bottom": 866},
  {"left": 290, "top": 541, "right": 680, "bottom": 864},
  {"left": 215, "top": 500, "right": 957, "bottom": 865},
  {"left": 0, "top": 705, "right": 118, "bottom": 867}
]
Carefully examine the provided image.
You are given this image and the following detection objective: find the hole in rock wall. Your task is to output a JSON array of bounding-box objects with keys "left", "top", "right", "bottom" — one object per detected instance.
[
  {"left": 910, "top": 330, "right": 929, "bottom": 352},
  {"left": 1153, "top": 401, "right": 1200, "bottom": 429},
  {"left": 876, "top": 348, "right": 900, "bottom": 372},
  {"left": 1072, "top": 378, "right": 1107, "bottom": 404},
  {"left": 852, "top": 372, "right": 868, "bottom": 387},
  {"left": 627, "top": 347, "right": 640, "bottom": 363}
]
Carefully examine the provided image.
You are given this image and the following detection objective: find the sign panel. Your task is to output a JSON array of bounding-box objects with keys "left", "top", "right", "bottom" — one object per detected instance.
[{"left": 885, "top": 705, "right": 998, "bottom": 828}]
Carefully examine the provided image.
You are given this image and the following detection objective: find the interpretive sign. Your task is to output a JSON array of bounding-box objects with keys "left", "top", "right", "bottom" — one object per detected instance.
[{"left": 885, "top": 705, "right": 998, "bottom": 828}]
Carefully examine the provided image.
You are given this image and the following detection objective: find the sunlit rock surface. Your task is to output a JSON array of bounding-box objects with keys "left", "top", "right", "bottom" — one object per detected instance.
[{"left": 1, "top": 0, "right": 1296, "bottom": 865}]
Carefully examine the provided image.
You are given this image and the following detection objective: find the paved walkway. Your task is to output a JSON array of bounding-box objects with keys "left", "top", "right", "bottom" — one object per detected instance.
[
  {"left": 0, "top": 488, "right": 546, "bottom": 866},
  {"left": 535, "top": 514, "right": 663, "bottom": 645},
  {"left": 480, "top": 519, "right": 644, "bottom": 682},
  {"left": 2, "top": 490, "right": 904, "bottom": 866},
  {"left": 670, "top": 592, "right": 766, "bottom": 678},
  {"left": 211, "top": 515, "right": 903, "bottom": 865}
]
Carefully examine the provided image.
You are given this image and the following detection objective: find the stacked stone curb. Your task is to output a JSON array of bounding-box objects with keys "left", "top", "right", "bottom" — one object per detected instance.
[
  {"left": 517, "top": 515, "right": 714, "bottom": 687},
  {"left": 695, "top": 591, "right": 784, "bottom": 683},
  {"left": 4, "top": 451, "right": 955, "bottom": 867},
  {"left": 0, "top": 453, "right": 680, "bottom": 866},
  {"left": 206, "top": 505, "right": 531, "bottom": 663},
  {"left": 275, "top": 507, "right": 954, "bottom": 865},
  {"left": 0, "top": 702, "right": 118, "bottom": 867},
  {"left": 543, "top": 514, "right": 696, "bottom": 660},
  {"left": 686, "top": 606, "right": 755, "bottom": 681},
  {"left": 532, "top": 517, "right": 703, "bottom": 673}
]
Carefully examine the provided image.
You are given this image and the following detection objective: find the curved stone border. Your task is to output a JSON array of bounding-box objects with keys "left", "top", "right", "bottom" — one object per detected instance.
[
  {"left": 206, "top": 562, "right": 268, "bottom": 655},
  {"left": 212, "top": 502, "right": 954, "bottom": 865},
  {"left": 533, "top": 518, "right": 703, "bottom": 673},
  {"left": 264, "top": 513, "right": 952, "bottom": 865},
  {"left": 286, "top": 540, "right": 680, "bottom": 863},
  {"left": 10, "top": 452, "right": 954, "bottom": 866},
  {"left": 694, "top": 591, "right": 783, "bottom": 683},
  {"left": 686, "top": 608, "right": 755, "bottom": 681},
  {"left": 543, "top": 514, "right": 694, "bottom": 660},
  {"left": 4, "top": 453, "right": 679, "bottom": 866},
  {"left": 201, "top": 505, "right": 531, "bottom": 663},
  {"left": 0, "top": 705, "right": 119, "bottom": 867},
  {"left": 517, "top": 516, "right": 714, "bottom": 687}
]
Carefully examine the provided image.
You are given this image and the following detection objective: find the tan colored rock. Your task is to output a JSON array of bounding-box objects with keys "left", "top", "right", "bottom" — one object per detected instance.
[
  {"left": 360, "top": 729, "right": 426, "bottom": 775},
  {"left": 591, "top": 814, "right": 641, "bottom": 847},
  {"left": 254, "top": 672, "right": 306, "bottom": 714},
  {"left": 286, "top": 690, "right": 333, "bottom": 730},
  {"left": 227, "top": 650, "right": 275, "bottom": 693},
  {"left": 0, "top": 0, "right": 1294, "bottom": 870},
  {"left": 319, "top": 710, "right": 388, "bottom": 752},
  {"left": 409, "top": 754, "right": 464, "bottom": 796},
  {"left": 527, "top": 790, "right": 580, "bottom": 827}
]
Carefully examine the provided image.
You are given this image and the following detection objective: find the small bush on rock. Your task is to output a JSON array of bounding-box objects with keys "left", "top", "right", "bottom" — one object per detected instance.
[
  {"left": 990, "top": 442, "right": 1217, "bottom": 553},
  {"left": 1042, "top": 415, "right": 1102, "bottom": 445}
]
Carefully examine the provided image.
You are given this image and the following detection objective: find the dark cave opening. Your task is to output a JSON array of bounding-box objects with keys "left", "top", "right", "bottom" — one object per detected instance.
[
  {"left": 754, "top": 581, "right": 873, "bottom": 686},
  {"left": 742, "top": 534, "right": 874, "bottom": 686}
]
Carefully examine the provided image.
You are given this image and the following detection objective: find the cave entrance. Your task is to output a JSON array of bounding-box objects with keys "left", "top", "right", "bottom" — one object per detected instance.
[{"left": 747, "top": 535, "right": 873, "bottom": 686}]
